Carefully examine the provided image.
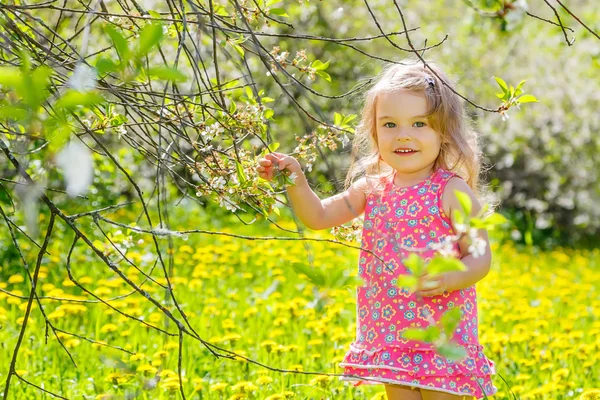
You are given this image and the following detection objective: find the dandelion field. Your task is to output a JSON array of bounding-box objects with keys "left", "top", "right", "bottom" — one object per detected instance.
[{"left": 0, "top": 205, "right": 599, "bottom": 400}]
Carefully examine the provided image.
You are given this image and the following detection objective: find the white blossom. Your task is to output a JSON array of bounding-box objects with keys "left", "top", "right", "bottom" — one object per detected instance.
[
  {"left": 454, "top": 223, "right": 467, "bottom": 233},
  {"left": 288, "top": 172, "right": 298, "bottom": 185},
  {"left": 68, "top": 63, "right": 97, "bottom": 92},
  {"left": 55, "top": 141, "right": 93, "bottom": 196},
  {"left": 468, "top": 237, "right": 487, "bottom": 258},
  {"left": 219, "top": 195, "right": 239, "bottom": 212},
  {"left": 341, "top": 134, "right": 350, "bottom": 148}
]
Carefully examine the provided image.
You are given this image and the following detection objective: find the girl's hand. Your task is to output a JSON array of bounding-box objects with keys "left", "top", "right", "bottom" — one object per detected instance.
[
  {"left": 416, "top": 273, "right": 448, "bottom": 297},
  {"left": 256, "top": 152, "right": 302, "bottom": 182}
]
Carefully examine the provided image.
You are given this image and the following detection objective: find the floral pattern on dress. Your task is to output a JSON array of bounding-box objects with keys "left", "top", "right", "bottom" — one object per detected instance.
[{"left": 339, "top": 168, "right": 498, "bottom": 399}]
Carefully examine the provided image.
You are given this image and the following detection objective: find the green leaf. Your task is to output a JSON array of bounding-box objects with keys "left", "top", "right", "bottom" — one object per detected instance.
[
  {"left": 148, "top": 10, "right": 161, "bottom": 19},
  {"left": 423, "top": 325, "right": 441, "bottom": 342},
  {"left": 55, "top": 90, "right": 104, "bottom": 110},
  {"left": 396, "top": 275, "right": 418, "bottom": 290},
  {"left": 235, "top": 160, "right": 247, "bottom": 185},
  {"left": 147, "top": 67, "right": 187, "bottom": 82},
  {"left": 454, "top": 189, "right": 472, "bottom": 216},
  {"left": 437, "top": 342, "right": 467, "bottom": 361},
  {"left": 233, "top": 44, "right": 245, "bottom": 58},
  {"left": 268, "top": 142, "right": 280, "bottom": 152},
  {"left": 96, "top": 57, "right": 118, "bottom": 75},
  {"left": 137, "top": 23, "right": 164, "bottom": 57},
  {"left": 483, "top": 212, "right": 509, "bottom": 228},
  {"left": 400, "top": 328, "right": 427, "bottom": 341},
  {"left": 47, "top": 124, "right": 71, "bottom": 153},
  {"left": 493, "top": 76, "right": 508, "bottom": 93},
  {"left": 333, "top": 112, "right": 342, "bottom": 126},
  {"left": 0, "top": 106, "right": 28, "bottom": 121},
  {"left": 403, "top": 253, "right": 425, "bottom": 277},
  {"left": 291, "top": 262, "right": 325, "bottom": 287},
  {"left": 269, "top": 8, "right": 289, "bottom": 17},
  {"left": 263, "top": 109, "right": 274, "bottom": 120},
  {"left": 245, "top": 86, "right": 254, "bottom": 100},
  {"left": 518, "top": 94, "right": 538, "bottom": 103},
  {"left": 452, "top": 209, "right": 465, "bottom": 226},
  {"left": 440, "top": 307, "right": 462, "bottom": 336},
  {"left": 426, "top": 255, "right": 467, "bottom": 275},
  {"left": 311, "top": 60, "right": 330, "bottom": 71},
  {"left": 104, "top": 25, "right": 130, "bottom": 62},
  {"left": 0, "top": 67, "right": 22, "bottom": 88},
  {"left": 316, "top": 70, "right": 331, "bottom": 83},
  {"left": 0, "top": 182, "right": 14, "bottom": 208},
  {"left": 342, "top": 114, "right": 357, "bottom": 125}
]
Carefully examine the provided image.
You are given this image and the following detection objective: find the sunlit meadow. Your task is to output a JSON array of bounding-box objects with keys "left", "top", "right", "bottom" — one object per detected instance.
[{"left": 0, "top": 205, "right": 599, "bottom": 399}]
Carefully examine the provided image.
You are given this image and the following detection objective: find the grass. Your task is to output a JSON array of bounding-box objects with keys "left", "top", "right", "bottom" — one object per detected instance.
[{"left": 0, "top": 204, "right": 598, "bottom": 399}]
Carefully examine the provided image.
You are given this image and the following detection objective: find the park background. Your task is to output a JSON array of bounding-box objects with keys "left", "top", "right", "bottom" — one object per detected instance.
[{"left": 0, "top": 0, "right": 599, "bottom": 399}]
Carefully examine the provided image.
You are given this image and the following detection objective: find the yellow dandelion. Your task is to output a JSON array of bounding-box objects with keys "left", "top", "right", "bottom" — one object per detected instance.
[
  {"left": 231, "top": 381, "right": 258, "bottom": 393},
  {"left": 222, "top": 318, "right": 236, "bottom": 330},
  {"left": 581, "top": 389, "right": 600, "bottom": 400},
  {"left": 48, "top": 310, "right": 66, "bottom": 320},
  {"left": 100, "top": 323, "right": 118, "bottom": 334},
  {"left": 552, "top": 368, "right": 570, "bottom": 381},
  {"left": 192, "top": 378, "right": 205, "bottom": 391},
  {"left": 136, "top": 364, "right": 157, "bottom": 374},
  {"left": 260, "top": 340, "right": 277, "bottom": 353},
  {"left": 256, "top": 375, "right": 273, "bottom": 386},
  {"left": 8, "top": 274, "right": 24, "bottom": 284},
  {"left": 148, "top": 312, "right": 162, "bottom": 323},
  {"left": 309, "top": 375, "right": 333, "bottom": 387},
  {"left": 158, "top": 369, "right": 177, "bottom": 378},
  {"left": 153, "top": 350, "right": 169, "bottom": 359},
  {"left": 243, "top": 307, "right": 258, "bottom": 318},
  {"left": 288, "top": 364, "right": 303, "bottom": 372},
  {"left": 130, "top": 353, "right": 146, "bottom": 361},
  {"left": 91, "top": 341, "right": 108, "bottom": 349},
  {"left": 65, "top": 339, "right": 80, "bottom": 348},
  {"left": 223, "top": 333, "right": 242, "bottom": 343},
  {"left": 210, "top": 382, "right": 228, "bottom": 392},
  {"left": 265, "top": 395, "right": 284, "bottom": 400}
]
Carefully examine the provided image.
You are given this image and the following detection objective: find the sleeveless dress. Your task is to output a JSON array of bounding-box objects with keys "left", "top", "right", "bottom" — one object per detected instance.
[{"left": 338, "top": 167, "right": 498, "bottom": 399}]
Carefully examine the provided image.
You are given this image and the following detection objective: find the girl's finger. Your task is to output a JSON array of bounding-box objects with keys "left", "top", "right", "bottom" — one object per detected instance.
[{"left": 258, "top": 159, "right": 271, "bottom": 166}]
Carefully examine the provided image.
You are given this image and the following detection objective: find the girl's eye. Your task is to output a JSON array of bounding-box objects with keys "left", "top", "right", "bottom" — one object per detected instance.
[
  {"left": 413, "top": 121, "right": 426, "bottom": 128},
  {"left": 383, "top": 122, "right": 396, "bottom": 128}
]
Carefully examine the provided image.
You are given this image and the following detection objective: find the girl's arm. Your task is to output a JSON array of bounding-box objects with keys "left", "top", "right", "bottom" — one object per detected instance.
[
  {"left": 442, "top": 177, "right": 492, "bottom": 290},
  {"left": 257, "top": 152, "right": 367, "bottom": 230}
]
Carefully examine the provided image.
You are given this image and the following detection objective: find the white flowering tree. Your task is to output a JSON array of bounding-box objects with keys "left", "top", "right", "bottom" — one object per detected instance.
[{"left": 0, "top": 0, "right": 597, "bottom": 398}]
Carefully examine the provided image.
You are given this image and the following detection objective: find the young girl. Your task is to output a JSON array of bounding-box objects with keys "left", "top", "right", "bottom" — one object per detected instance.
[{"left": 256, "top": 60, "right": 498, "bottom": 400}]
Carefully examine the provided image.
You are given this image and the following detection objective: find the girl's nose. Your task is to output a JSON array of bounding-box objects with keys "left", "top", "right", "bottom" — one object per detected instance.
[{"left": 395, "top": 128, "right": 412, "bottom": 141}]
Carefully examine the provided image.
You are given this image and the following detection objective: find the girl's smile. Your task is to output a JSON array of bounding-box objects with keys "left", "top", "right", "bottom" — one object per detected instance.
[{"left": 375, "top": 89, "right": 442, "bottom": 187}]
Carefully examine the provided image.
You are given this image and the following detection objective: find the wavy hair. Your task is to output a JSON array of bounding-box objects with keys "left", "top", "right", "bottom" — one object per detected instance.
[{"left": 345, "top": 59, "right": 497, "bottom": 212}]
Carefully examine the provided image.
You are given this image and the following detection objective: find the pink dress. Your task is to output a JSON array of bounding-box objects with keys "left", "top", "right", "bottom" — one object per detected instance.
[{"left": 338, "top": 168, "right": 498, "bottom": 399}]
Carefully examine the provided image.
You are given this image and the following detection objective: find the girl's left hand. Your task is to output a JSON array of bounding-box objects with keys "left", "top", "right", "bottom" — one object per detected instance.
[{"left": 416, "top": 273, "right": 448, "bottom": 297}]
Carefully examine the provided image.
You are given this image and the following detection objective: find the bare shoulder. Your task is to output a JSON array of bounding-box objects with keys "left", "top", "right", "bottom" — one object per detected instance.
[{"left": 441, "top": 176, "right": 482, "bottom": 219}]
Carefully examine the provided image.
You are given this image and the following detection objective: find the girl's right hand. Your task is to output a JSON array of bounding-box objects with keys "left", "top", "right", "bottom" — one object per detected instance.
[{"left": 256, "top": 152, "right": 302, "bottom": 182}]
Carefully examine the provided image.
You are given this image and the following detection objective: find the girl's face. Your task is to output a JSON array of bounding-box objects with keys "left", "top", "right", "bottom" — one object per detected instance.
[{"left": 375, "top": 89, "right": 442, "bottom": 184}]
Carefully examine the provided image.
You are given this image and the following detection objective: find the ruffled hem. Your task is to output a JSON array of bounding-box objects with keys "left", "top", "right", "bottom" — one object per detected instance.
[
  {"left": 339, "top": 341, "right": 497, "bottom": 378},
  {"left": 338, "top": 373, "right": 498, "bottom": 399}
]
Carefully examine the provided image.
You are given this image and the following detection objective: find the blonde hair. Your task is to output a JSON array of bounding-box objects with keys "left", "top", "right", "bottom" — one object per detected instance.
[{"left": 346, "top": 59, "right": 497, "bottom": 213}]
